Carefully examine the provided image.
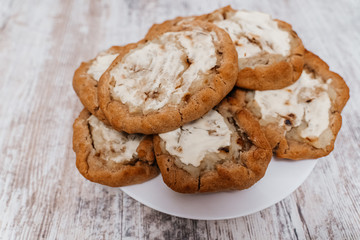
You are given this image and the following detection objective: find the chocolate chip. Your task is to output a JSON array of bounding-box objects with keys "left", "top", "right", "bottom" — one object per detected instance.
[
  {"left": 186, "top": 57, "right": 192, "bottom": 65},
  {"left": 237, "top": 137, "right": 244, "bottom": 146},
  {"left": 182, "top": 93, "right": 191, "bottom": 102},
  {"left": 219, "top": 146, "right": 229, "bottom": 153}
]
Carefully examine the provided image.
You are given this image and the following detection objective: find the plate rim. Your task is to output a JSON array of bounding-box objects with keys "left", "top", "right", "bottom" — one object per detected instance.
[{"left": 121, "top": 158, "right": 318, "bottom": 220}]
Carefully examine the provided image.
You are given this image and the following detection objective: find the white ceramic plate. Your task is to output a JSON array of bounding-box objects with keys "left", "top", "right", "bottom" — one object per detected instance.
[{"left": 121, "top": 157, "right": 317, "bottom": 220}]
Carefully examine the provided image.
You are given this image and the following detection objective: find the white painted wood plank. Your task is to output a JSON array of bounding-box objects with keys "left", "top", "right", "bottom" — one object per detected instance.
[{"left": 0, "top": 0, "right": 359, "bottom": 239}]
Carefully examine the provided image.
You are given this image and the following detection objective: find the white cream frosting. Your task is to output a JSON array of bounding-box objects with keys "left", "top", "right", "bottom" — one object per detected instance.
[
  {"left": 213, "top": 10, "right": 290, "bottom": 58},
  {"left": 254, "top": 71, "right": 332, "bottom": 140},
  {"left": 159, "top": 110, "right": 232, "bottom": 167},
  {"left": 110, "top": 30, "right": 218, "bottom": 114},
  {"left": 87, "top": 53, "right": 118, "bottom": 81},
  {"left": 88, "top": 115, "right": 143, "bottom": 163}
]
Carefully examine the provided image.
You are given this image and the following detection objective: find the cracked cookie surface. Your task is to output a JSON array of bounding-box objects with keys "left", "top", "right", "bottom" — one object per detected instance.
[
  {"left": 72, "top": 109, "right": 159, "bottom": 187},
  {"left": 235, "top": 51, "right": 349, "bottom": 160},
  {"left": 153, "top": 97, "right": 271, "bottom": 193},
  {"left": 98, "top": 21, "right": 238, "bottom": 134},
  {"left": 146, "top": 6, "right": 305, "bottom": 90},
  {"left": 73, "top": 46, "right": 124, "bottom": 124}
]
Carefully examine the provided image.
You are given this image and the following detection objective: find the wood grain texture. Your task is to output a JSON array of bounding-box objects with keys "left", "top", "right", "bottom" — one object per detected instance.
[{"left": 0, "top": 0, "right": 359, "bottom": 239}]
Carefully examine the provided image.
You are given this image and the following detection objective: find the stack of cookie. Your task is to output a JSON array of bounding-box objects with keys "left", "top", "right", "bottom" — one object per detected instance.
[{"left": 72, "top": 6, "right": 349, "bottom": 193}]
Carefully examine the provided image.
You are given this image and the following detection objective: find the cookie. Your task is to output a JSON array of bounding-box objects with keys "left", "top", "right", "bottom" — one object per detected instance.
[
  {"left": 98, "top": 21, "right": 238, "bottom": 134},
  {"left": 73, "top": 46, "right": 124, "bottom": 124},
  {"left": 235, "top": 50, "right": 349, "bottom": 160},
  {"left": 72, "top": 109, "right": 159, "bottom": 187},
  {"left": 153, "top": 97, "right": 272, "bottom": 193},
  {"left": 146, "top": 6, "right": 305, "bottom": 90}
]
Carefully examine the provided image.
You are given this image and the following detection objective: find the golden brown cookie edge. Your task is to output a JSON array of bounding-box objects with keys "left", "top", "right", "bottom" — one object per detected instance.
[
  {"left": 145, "top": 6, "right": 305, "bottom": 90},
  {"left": 98, "top": 21, "right": 238, "bottom": 134},
  {"left": 154, "top": 98, "right": 272, "bottom": 194},
  {"left": 234, "top": 50, "right": 349, "bottom": 160},
  {"left": 73, "top": 46, "right": 125, "bottom": 125},
  {"left": 72, "top": 109, "right": 159, "bottom": 187}
]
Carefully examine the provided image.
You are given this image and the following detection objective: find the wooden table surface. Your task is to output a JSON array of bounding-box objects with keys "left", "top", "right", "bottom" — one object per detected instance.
[{"left": 1, "top": 0, "right": 359, "bottom": 239}]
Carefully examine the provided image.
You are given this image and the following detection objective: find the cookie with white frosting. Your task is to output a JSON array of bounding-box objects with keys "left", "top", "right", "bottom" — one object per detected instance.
[
  {"left": 73, "top": 46, "right": 126, "bottom": 124},
  {"left": 98, "top": 21, "right": 238, "bottom": 134},
  {"left": 153, "top": 97, "right": 272, "bottom": 193},
  {"left": 146, "top": 6, "right": 305, "bottom": 90},
  {"left": 73, "top": 109, "right": 159, "bottom": 187},
  {"left": 235, "top": 51, "right": 349, "bottom": 160}
]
